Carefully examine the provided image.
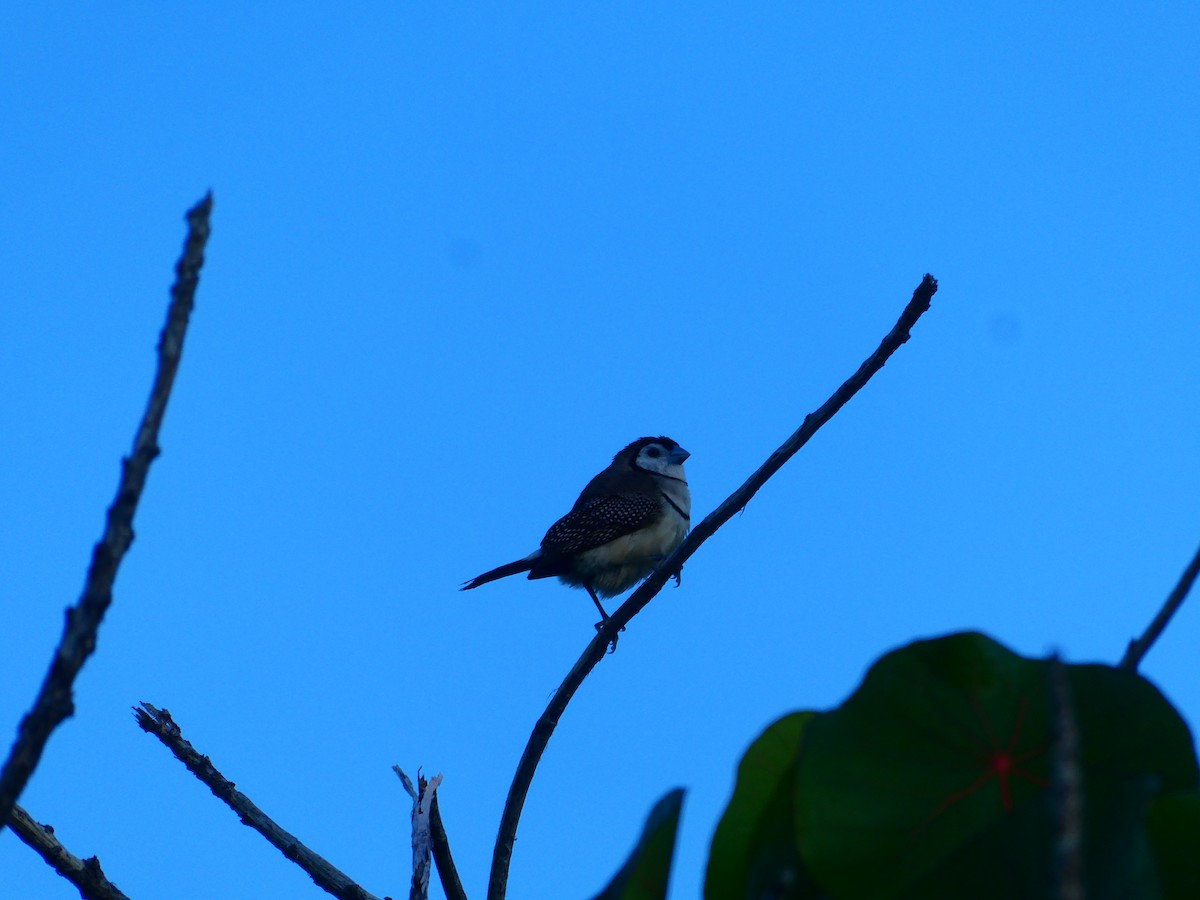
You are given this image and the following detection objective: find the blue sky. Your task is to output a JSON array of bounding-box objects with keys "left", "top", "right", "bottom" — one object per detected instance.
[{"left": 3, "top": 5, "right": 1198, "bottom": 898}]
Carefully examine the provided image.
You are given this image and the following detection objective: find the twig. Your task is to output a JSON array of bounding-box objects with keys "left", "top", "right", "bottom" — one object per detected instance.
[
  {"left": 0, "top": 194, "right": 213, "bottom": 832},
  {"left": 487, "top": 274, "right": 941, "bottom": 900},
  {"left": 7, "top": 803, "right": 131, "bottom": 900},
  {"left": 135, "top": 703, "right": 382, "bottom": 900},
  {"left": 1120, "top": 540, "right": 1200, "bottom": 670}
]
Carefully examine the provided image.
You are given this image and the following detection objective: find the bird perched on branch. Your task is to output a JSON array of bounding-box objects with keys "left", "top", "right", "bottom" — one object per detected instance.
[{"left": 462, "top": 436, "right": 691, "bottom": 626}]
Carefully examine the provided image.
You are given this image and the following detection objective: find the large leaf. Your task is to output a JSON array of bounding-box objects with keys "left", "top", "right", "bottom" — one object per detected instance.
[
  {"left": 592, "top": 788, "right": 685, "bottom": 900},
  {"left": 706, "top": 712, "right": 825, "bottom": 899},
  {"left": 793, "top": 632, "right": 1197, "bottom": 900},
  {"left": 1146, "top": 790, "right": 1200, "bottom": 899}
]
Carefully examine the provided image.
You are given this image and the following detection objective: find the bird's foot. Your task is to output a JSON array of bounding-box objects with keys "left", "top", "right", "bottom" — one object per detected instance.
[{"left": 594, "top": 617, "right": 626, "bottom": 654}]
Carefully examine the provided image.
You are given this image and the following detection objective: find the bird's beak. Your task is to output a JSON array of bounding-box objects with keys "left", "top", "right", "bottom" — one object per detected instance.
[{"left": 669, "top": 446, "right": 690, "bottom": 465}]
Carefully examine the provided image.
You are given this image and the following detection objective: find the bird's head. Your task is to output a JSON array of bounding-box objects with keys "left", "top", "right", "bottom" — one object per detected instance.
[{"left": 620, "top": 436, "right": 690, "bottom": 480}]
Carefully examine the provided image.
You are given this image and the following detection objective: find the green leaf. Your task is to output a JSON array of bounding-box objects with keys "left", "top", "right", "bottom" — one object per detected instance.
[
  {"left": 793, "top": 632, "right": 1197, "bottom": 900},
  {"left": 1146, "top": 790, "right": 1200, "bottom": 899},
  {"left": 592, "top": 788, "right": 685, "bottom": 900},
  {"left": 706, "top": 712, "right": 826, "bottom": 900}
]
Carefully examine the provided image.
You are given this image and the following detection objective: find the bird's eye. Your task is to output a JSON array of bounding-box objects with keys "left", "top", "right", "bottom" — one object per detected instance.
[{"left": 646, "top": 447, "right": 662, "bottom": 458}]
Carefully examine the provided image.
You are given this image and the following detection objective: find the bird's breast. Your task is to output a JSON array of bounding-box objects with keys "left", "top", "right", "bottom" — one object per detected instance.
[{"left": 565, "top": 499, "right": 690, "bottom": 597}]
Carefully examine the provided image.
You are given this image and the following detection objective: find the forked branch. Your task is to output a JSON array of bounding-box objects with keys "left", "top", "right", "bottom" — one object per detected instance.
[
  {"left": 0, "top": 194, "right": 212, "bottom": 832},
  {"left": 391, "top": 768, "right": 467, "bottom": 900},
  {"left": 487, "top": 274, "right": 940, "bottom": 900},
  {"left": 7, "top": 804, "right": 131, "bottom": 900}
]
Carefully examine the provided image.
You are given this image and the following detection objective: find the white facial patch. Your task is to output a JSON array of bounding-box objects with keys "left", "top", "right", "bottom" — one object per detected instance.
[{"left": 635, "top": 444, "right": 673, "bottom": 475}]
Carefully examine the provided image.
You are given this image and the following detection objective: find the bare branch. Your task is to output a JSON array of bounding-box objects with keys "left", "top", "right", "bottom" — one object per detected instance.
[
  {"left": 0, "top": 194, "right": 213, "bottom": 832},
  {"left": 487, "top": 274, "right": 941, "bottom": 900},
  {"left": 7, "top": 804, "right": 131, "bottom": 900},
  {"left": 393, "top": 768, "right": 448, "bottom": 900},
  {"left": 1120, "top": 540, "right": 1200, "bottom": 671},
  {"left": 431, "top": 794, "right": 468, "bottom": 900},
  {"left": 135, "top": 703, "right": 382, "bottom": 900},
  {"left": 393, "top": 768, "right": 468, "bottom": 900}
]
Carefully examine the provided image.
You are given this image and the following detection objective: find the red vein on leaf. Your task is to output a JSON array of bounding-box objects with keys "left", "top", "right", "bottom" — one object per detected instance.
[{"left": 916, "top": 694, "right": 1048, "bottom": 834}]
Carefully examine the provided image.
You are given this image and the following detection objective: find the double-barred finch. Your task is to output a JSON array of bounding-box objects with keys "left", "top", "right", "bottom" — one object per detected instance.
[{"left": 462, "top": 436, "right": 691, "bottom": 624}]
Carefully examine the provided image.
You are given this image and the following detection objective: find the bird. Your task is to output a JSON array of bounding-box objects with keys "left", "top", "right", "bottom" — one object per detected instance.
[{"left": 462, "top": 436, "right": 691, "bottom": 626}]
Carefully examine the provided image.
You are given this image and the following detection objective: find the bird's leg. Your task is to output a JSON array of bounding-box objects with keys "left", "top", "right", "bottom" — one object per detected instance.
[
  {"left": 586, "top": 584, "right": 611, "bottom": 624},
  {"left": 586, "top": 584, "right": 624, "bottom": 653}
]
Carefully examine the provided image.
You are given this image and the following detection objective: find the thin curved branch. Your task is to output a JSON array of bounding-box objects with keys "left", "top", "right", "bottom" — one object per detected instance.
[
  {"left": 1120, "top": 539, "right": 1200, "bottom": 670},
  {"left": 7, "top": 804, "right": 131, "bottom": 900},
  {"left": 0, "top": 194, "right": 213, "bottom": 832},
  {"left": 135, "top": 703, "right": 381, "bottom": 900},
  {"left": 487, "top": 274, "right": 940, "bottom": 900},
  {"left": 432, "top": 794, "right": 468, "bottom": 900}
]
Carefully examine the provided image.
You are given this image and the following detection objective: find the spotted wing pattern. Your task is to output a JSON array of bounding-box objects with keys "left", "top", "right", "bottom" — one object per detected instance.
[{"left": 540, "top": 492, "right": 662, "bottom": 558}]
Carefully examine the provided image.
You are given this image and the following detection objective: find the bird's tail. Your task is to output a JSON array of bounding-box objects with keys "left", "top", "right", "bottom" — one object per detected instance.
[{"left": 461, "top": 555, "right": 537, "bottom": 591}]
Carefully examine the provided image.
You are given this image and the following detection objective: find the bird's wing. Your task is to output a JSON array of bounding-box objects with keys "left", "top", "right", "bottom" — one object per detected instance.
[{"left": 539, "top": 492, "right": 663, "bottom": 558}]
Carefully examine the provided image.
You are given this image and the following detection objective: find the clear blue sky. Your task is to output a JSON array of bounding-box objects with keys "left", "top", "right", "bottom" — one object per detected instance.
[{"left": 3, "top": 5, "right": 1198, "bottom": 899}]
